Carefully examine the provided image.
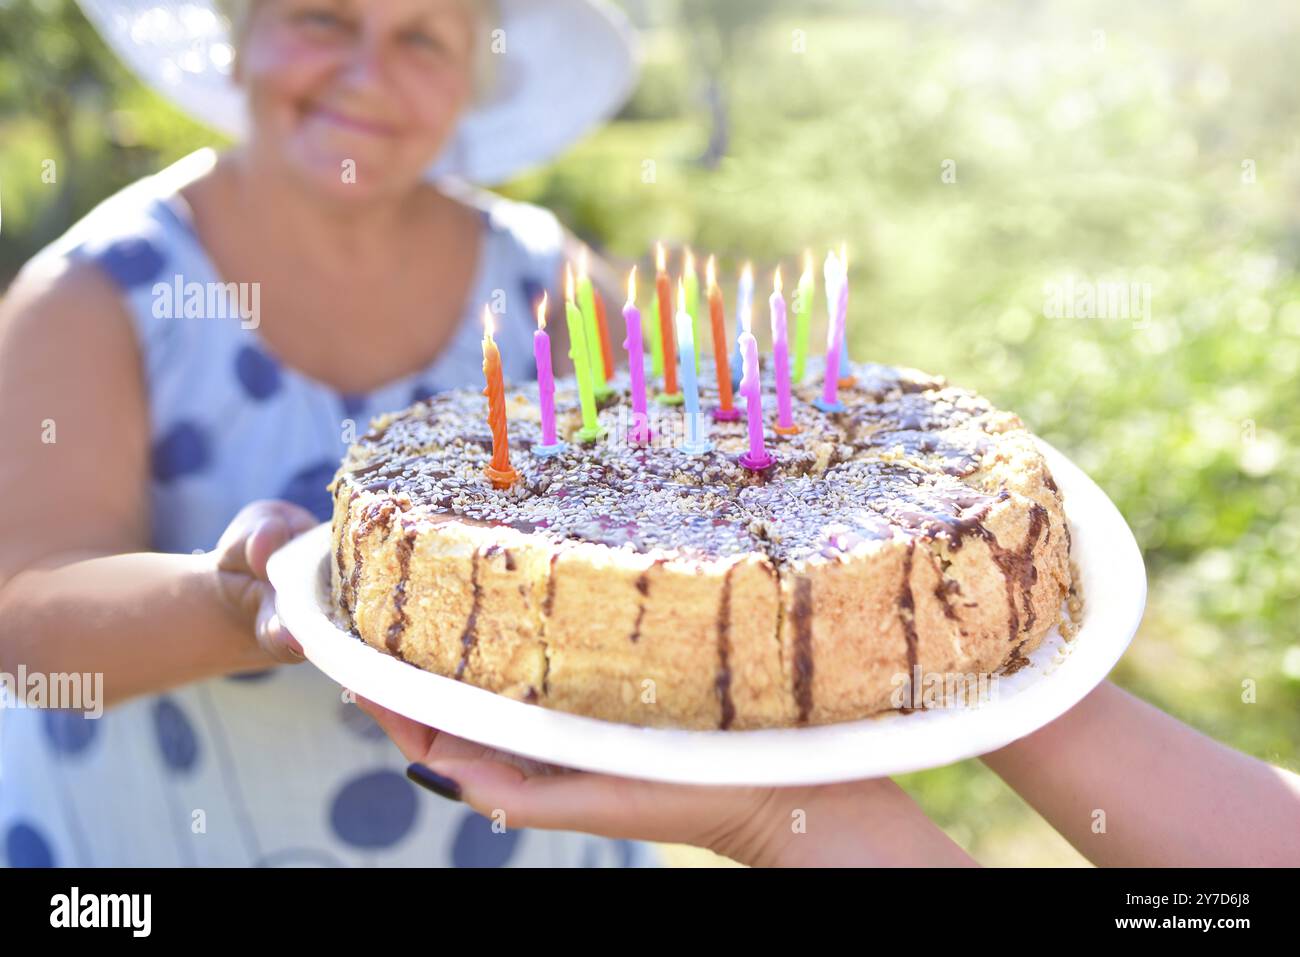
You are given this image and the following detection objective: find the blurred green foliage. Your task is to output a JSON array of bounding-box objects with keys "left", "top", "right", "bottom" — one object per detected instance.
[{"left": 1, "top": 0, "right": 1296, "bottom": 865}]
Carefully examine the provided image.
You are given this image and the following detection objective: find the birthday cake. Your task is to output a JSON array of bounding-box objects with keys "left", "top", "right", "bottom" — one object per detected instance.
[{"left": 326, "top": 360, "right": 1072, "bottom": 730}]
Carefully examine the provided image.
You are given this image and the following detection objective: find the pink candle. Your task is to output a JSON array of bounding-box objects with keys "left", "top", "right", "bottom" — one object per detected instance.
[
  {"left": 532, "top": 292, "right": 565, "bottom": 456},
  {"left": 738, "top": 308, "right": 773, "bottom": 471},
  {"left": 770, "top": 267, "right": 799, "bottom": 435},
  {"left": 816, "top": 251, "right": 848, "bottom": 413},
  {"left": 622, "top": 266, "right": 652, "bottom": 445}
]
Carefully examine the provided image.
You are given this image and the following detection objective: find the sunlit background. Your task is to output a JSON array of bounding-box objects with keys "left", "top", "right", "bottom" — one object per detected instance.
[{"left": 2, "top": 0, "right": 1297, "bottom": 866}]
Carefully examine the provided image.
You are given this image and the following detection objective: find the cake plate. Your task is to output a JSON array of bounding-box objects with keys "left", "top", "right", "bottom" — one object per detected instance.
[{"left": 268, "top": 439, "right": 1146, "bottom": 786}]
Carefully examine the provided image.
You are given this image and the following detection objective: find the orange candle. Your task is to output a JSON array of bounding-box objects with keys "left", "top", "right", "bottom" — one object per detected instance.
[
  {"left": 480, "top": 305, "right": 519, "bottom": 490},
  {"left": 706, "top": 255, "right": 740, "bottom": 421},
  {"left": 593, "top": 286, "right": 615, "bottom": 384},
  {"left": 655, "top": 242, "right": 681, "bottom": 402}
]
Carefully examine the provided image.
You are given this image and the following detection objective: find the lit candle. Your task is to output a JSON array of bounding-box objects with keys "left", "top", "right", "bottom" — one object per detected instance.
[
  {"left": 531, "top": 292, "right": 566, "bottom": 457},
  {"left": 837, "top": 242, "right": 855, "bottom": 387},
  {"left": 792, "top": 249, "right": 814, "bottom": 383},
  {"left": 621, "top": 266, "right": 653, "bottom": 446},
  {"left": 770, "top": 267, "right": 800, "bottom": 435},
  {"left": 737, "top": 300, "right": 773, "bottom": 471},
  {"left": 815, "top": 250, "right": 848, "bottom": 413},
  {"left": 577, "top": 247, "right": 612, "bottom": 399},
  {"left": 648, "top": 286, "right": 663, "bottom": 378},
  {"left": 675, "top": 277, "right": 712, "bottom": 455},
  {"left": 565, "top": 264, "right": 605, "bottom": 442},
  {"left": 706, "top": 255, "right": 740, "bottom": 422},
  {"left": 730, "top": 262, "right": 753, "bottom": 391},
  {"left": 593, "top": 285, "right": 615, "bottom": 386},
  {"left": 481, "top": 306, "right": 520, "bottom": 489},
  {"left": 655, "top": 242, "right": 682, "bottom": 404},
  {"left": 683, "top": 247, "right": 701, "bottom": 376}
]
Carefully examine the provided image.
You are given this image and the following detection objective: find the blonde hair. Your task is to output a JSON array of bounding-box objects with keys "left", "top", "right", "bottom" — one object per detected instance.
[{"left": 217, "top": 0, "right": 500, "bottom": 106}]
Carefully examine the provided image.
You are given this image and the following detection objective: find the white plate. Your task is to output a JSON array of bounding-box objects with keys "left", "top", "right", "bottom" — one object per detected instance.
[{"left": 268, "top": 440, "right": 1146, "bottom": 786}]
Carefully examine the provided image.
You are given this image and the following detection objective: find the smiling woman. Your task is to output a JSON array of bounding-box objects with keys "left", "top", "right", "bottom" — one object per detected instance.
[
  {"left": 0, "top": 0, "right": 644, "bottom": 868},
  {"left": 225, "top": 0, "right": 492, "bottom": 200},
  {"left": 219, "top": 0, "right": 501, "bottom": 104}
]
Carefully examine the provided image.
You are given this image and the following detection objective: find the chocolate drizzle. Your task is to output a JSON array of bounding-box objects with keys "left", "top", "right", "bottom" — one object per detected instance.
[
  {"left": 543, "top": 552, "right": 560, "bottom": 616},
  {"left": 898, "top": 544, "right": 918, "bottom": 713},
  {"left": 385, "top": 524, "right": 417, "bottom": 653},
  {"left": 454, "top": 550, "right": 483, "bottom": 680},
  {"left": 971, "top": 504, "right": 1048, "bottom": 639},
  {"left": 933, "top": 571, "right": 962, "bottom": 621},
  {"left": 350, "top": 500, "right": 398, "bottom": 615},
  {"left": 1001, "top": 640, "right": 1031, "bottom": 675},
  {"left": 628, "top": 567, "right": 654, "bottom": 642},
  {"left": 716, "top": 565, "right": 736, "bottom": 730},
  {"left": 791, "top": 577, "right": 815, "bottom": 724}
]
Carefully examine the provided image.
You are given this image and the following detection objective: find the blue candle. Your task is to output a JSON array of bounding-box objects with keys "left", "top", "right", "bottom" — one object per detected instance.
[{"left": 676, "top": 278, "right": 712, "bottom": 455}]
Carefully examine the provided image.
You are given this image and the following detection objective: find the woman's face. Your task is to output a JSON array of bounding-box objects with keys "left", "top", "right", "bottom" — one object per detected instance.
[{"left": 237, "top": 0, "right": 478, "bottom": 199}]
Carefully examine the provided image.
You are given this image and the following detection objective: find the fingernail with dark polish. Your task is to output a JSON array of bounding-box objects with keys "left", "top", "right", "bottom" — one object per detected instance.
[{"left": 407, "top": 763, "right": 461, "bottom": 801}]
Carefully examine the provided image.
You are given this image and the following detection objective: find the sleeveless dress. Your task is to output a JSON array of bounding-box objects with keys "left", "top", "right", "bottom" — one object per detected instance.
[{"left": 0, "top": 149, "right": 662, "bottom": 868}]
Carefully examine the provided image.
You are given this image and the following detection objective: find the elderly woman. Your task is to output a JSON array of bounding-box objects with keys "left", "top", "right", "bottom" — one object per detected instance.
[{"left": 0, "top": 0, "right": 653, "bottom": 866}]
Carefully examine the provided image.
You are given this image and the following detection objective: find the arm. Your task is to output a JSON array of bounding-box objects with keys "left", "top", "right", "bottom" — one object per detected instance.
[
  {"left": 0, "top": 257, "right": 306, "bottom": 710},
  {"left": 359, "top": 696, "right": 978, "bottom": 867},
  {"left": 980, "top": 679, "right": 1300, "bottom": 866}
]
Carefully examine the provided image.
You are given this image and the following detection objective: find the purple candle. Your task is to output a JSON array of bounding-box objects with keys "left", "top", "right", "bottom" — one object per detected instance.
[
  {"left": 770, "top": 267, "right": 799, "bottom": 435},
  {"left": 738, "top": 306, "right": 773, "bottom": 470},
  {"left": 532, "top": 292, "right": 566, "bottom": 457},
  {"left": 815, "top": 251, "right": 848, "bottom": 413},
  {"left": 622, "top": 266, "right": 652, "bottom": 445}
]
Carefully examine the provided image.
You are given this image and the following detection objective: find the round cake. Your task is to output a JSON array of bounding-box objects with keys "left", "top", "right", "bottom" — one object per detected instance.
[{"left": 327, "top": 360, "right": 1072, "bottom": 730}]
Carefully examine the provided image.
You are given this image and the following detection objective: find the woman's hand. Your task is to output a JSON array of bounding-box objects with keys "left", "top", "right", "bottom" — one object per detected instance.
[
  {"left": 210, "top": 499, "right": 319, "bottom": 665},
  {"left": 356, "top": 695, "right": 979, "bottom": 867}
]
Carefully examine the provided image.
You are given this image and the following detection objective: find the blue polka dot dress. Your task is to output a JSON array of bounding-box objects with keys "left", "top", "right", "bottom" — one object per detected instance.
[{"left": 0, "top": 150, "right": 662, "bottom": 869}]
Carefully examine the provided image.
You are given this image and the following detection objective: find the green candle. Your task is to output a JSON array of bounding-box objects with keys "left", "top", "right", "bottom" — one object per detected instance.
[
  {"left": 647, "top": 288, "right": 664, "bottom": 376},
  {"left": 565, "top": 264, "right": 605, "bottom": 442},
  {"left": 684, "top": 248, "right": 701, "bottom": 375},
  {"left": 577, "top": 248, "right": 612, "bottom": 399},
  {"left": 793, "top": 249, "right": 815, "bottom": 383}
]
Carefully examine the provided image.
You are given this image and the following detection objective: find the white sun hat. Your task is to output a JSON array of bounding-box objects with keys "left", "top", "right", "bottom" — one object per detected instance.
[{"left": 72, "top": 0, "right": 641, "bottom": 185}]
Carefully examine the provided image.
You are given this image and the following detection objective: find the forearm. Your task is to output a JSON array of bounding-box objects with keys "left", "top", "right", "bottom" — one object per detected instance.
[
  {"left": 0, "top": 550, "right": 268, "bottom": 709},
  {"left": 981, "top": 680, "right": 1300, "bottom": 866},
  {"left": 728, "top": 779, "right": 979, "bottom": 867}
]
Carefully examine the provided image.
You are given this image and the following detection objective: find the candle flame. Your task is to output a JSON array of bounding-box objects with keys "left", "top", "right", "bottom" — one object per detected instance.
[
  {"left": 536, "top": 291, "right": 548, "bottom": 331},
  {"left": 741, "top": 261, "right": 753, "bottom": 285},
  {"left": 656, "top": 241, "right": 666, "bottom": 273},
  {"left": 626, "top": 264, "right": 637, "bottom": 305},
  {"left": 773, "top": 266, "right": 783, "bottom": 295},
  {"left": 677, "top": 275, "right": 686, "bottom": 306},
  {"left": 706, "top": 254, "right": 716, "bottom": 288},
  {"left": 684, "top": 246, "right": 695, "bottom": 275},
  {"left": 565, "top": 262, "right": 575, "bottom": 302},
  {"left": 825, "top": 248, "right": 841, "bottom": 283},
  {"left": 578, "top": 244, "right": 590, "bottom": 279},
  {"left": 676, "top": 310, "right": 692, "bottom": 348},
  {"left": 482, "top": 304, "right": 495, "bottom": 339},
  {"left": 803, "top": 248, "right": 813, "bottom": 280}
]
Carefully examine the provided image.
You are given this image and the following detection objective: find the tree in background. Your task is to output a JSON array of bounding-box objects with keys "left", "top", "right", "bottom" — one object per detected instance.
[
  {"left": 676, "top": 0, "right": 785, "bottom": 168},
  {"left": 0, "top": 0, "right": 129, "bottom": 253}
]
